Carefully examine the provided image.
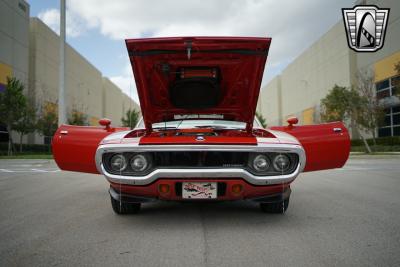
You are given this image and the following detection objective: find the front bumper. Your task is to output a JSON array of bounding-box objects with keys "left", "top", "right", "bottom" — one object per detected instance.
[
  {"left": 109, "top": 179, "right": 292, "bottom": 202},
  {"left": 96, "top": 143, "right": 306, "bottom": 186}
]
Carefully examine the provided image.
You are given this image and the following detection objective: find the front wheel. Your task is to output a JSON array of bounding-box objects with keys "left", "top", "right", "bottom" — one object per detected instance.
[
  {"left": 110, "top": 196, "right": 141, "bottom": 215},
  {"left": 260, "top": 198, "right": 289, "bottom": 214}
]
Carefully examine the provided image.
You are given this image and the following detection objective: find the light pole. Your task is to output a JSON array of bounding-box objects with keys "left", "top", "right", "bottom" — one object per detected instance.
[{"left": 58, "top": 0, "right": 66, "bottom": 125}]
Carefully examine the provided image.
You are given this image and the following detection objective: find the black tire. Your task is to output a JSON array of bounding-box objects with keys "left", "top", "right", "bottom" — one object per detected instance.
[
  {"left": 260, "top": 198, "right": 289, "bottom": 214},
  {"left": 110, "top": 196, "right": 141, "bottom": 215}
]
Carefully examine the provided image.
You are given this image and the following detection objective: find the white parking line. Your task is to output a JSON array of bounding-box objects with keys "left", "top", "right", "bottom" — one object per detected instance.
[
  {"left": 0, "top": 168, "right": 60, "bottom": 173},
  {"left": 338, "top": 167, "right": 394, "bottom": 171},
  {"left": 31, "top": 168, "right": 60, "bottom": 172},
  {"left": 9, "top": 164, "right": 44, "bottom": 167}
]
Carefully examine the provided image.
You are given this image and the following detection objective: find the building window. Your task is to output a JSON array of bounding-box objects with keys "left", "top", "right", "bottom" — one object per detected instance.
[
  {"left": 378, "top": 107, "right": 400, "bottom": 137},
  {"left": 376, "top": 76, "right": 400, "bottom": 137},
  {"left": 376, "top": 79, "right": 391, "bottom": 100},
  {"left": 18, "top": 2, "right": 27, "bottom": 13}
]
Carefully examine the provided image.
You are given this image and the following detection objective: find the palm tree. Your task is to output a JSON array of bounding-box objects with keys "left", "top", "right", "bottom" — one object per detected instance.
[{"left": 121, "top": 109, "right": 140, "bottom": 129}]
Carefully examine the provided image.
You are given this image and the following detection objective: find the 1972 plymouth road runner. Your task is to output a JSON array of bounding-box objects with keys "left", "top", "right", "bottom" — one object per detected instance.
[{"left": 52, "top": 37, "right": 350, "bottom": 214}]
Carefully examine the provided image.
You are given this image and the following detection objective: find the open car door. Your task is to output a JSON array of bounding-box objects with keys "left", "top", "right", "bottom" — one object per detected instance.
[
  {"left": 270, "top": 121, "right": 350, "bottom": 172},
  {"left": 52, "top": 124, "right": 128, "bottom": 174}
]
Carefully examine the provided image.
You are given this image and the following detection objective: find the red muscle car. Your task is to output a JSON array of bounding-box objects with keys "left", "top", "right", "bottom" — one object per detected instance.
[{"left": 52, "top": 37, "right": 350, "bottom": 214}]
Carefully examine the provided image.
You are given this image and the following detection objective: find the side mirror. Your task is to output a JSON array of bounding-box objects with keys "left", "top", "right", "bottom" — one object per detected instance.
[
  {"left": 287, "top": 116, "right": 298, "bottom": 128},
  {"left": 99, "top": 118, "right": 111, "bottom": 130}
]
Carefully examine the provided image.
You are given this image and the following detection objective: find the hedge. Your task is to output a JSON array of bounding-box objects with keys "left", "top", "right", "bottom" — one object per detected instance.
[
  {"left": 1, "top": 136, "right": 399, "bottom": 155},
  {"left": 351, "top": 136, "right": 400, "bottom": 146},
  {"left": 351, "top": 145, "right": 400, "bottom": 152},
  {"left": 0, "top": 142, "right": 52, "bottom": 155}
]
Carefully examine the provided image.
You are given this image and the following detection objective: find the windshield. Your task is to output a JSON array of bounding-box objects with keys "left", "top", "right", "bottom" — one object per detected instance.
[{"left": 136, "top": 118, "right": 261, "bottom": 129}]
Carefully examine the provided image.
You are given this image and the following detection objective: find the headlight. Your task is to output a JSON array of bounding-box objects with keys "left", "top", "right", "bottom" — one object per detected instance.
[
  {"left": 253, "top": 154, "right": 270, "bottom": 172},
  {"left": 130, "top": 154, "right": 148, "bottom": 172},
  {"left": 273, "top": 154, "right": 291, "bottom": 172},
  {"left": 110, "top": 154, "right": 127, "bottom": 171}
]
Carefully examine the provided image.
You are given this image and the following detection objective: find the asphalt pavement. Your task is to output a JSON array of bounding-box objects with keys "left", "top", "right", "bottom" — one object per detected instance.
[{"left": 0, "top": 157, "right": 399, "bottom": 267}]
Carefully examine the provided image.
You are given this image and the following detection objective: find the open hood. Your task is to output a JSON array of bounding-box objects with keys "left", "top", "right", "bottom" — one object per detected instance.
[{"left": 126, "top": 37, "right": 271, "bottom": 131}]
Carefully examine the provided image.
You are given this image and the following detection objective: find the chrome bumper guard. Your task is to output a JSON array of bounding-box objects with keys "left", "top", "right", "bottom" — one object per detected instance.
[{"left": 95, "top": 143, "right": 306, "bottom": 186}]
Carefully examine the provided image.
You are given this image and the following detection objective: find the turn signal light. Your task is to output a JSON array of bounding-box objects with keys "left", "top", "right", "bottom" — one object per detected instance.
[
  {"left": 158, "top": 184, "right": 170, "bottom": 194},
  {"left": 231, "top": 184, "right": 243, "bottom": 195}
]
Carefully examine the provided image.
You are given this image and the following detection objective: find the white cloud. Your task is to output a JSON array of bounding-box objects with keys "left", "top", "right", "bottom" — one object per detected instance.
[
  {"left": 109, "top": 75, "right": 139, "bottom": 104},
  {"left": 66, "top": 0, "right": 353, "bottom": 84},
  {"left": 38, "top": 8, "right": 88, "bottom": 37},
  {"left": 110, "top": 61, "right": 139, "bottom": 104},
  {"left": 39, "top": 0, "right": 354, "bottom": 101}
]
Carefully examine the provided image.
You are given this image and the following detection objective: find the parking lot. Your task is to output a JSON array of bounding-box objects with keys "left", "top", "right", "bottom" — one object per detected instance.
[{"left": 0, "top": 157, "right": 399, "bottom": 266}]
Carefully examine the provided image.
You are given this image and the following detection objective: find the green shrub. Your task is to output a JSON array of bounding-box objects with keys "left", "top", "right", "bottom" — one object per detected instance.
[
  {"left": 351, "top": 145, "right": 400, "bottom": 152},
  {"left": 0, "top": 142, "right": 51, "bottom": 155},
  {"left": 351, "top": 136, "right": 400, "bottom": 146}
]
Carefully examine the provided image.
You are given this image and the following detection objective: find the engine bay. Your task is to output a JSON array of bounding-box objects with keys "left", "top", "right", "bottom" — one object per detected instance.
[{"left": 124, "top": 127, "right": 276, "bottom": 139}]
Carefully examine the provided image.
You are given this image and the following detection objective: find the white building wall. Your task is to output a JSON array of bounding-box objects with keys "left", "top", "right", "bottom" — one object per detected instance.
[
  {"left": 0, "top": 0, "right": 30, "bottom": 144},
  {"left": 279, "top": 22, "right": 355, "bottom": 125},
  {"left": 30, "top": 18, "right": 103, "bottom": 122},
  {"left": 102, "top": 78, "right": 140, "bottom": 126},
  {"left": 357, "top": 0, "right": 400, "bottom": 70},
  {"left": 257, "top": 0, "right": 400, "bottom": 139},
  {"left": 0, "top": 0, "right": 29, "bottom": 86},
  {"left": 28, "top": 18, "right": 140, "bottom": 143},
  {"left": 258, "top": 22, "right": 355, "bottom": 127},
  {"left": 257, "top": 76, "right": 281, "bottom": 126}
]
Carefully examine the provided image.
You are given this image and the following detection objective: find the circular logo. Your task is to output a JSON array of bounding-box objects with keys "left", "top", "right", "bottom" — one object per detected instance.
[{"left": 196, "top": 136, "right": 205, "bottom": 141}]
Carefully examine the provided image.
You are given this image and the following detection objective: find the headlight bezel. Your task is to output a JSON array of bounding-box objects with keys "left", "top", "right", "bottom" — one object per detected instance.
[
  {"left": 104, "top": 152, "right": 153, "bottom": 175},
  {"left": 103, "top": 151, "right": 298, "bottom": 177},
  {"left": 247, "top": 152, "right": 298, "bottom": 176}
]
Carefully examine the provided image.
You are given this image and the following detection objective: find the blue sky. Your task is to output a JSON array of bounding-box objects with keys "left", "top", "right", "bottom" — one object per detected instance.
[
  {"left": 27, "top": 0, "right": 354, "bottom": 103},
  {"left": 29, "top": 1, "right": 129, "bottom": 78}
]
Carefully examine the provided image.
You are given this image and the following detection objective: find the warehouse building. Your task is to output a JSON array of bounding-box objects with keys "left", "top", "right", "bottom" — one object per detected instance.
[
  {"left": 0, "top": 0, "right": 29, "bottom": 89},
  {"left": 257, "top": 0, "right": 400, "bottom": 138},
  {"left": 0, "top": 0, "right": 30, "bottom": 142},
  {"left": 28, "top": 18, "right": 139, "bottom": 144},
  {"left": 0, "top": 0, "right": 139, "bottom": 145}
]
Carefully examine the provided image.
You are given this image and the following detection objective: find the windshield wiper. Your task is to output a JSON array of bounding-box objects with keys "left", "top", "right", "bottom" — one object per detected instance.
[
  {"left": 153, "top": 126, "right": 178, "bottom": 130},
  {"left": 194, "top": 125, "right": 239, "bottom": 130}
]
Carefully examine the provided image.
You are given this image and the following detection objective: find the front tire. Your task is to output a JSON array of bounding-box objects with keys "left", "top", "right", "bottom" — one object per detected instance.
[
  {"left": 260, "top": 198, "right": 289, "bottom": 214},
  {"left": 110, "top": 196, "right": 141, "bottom": 215}
]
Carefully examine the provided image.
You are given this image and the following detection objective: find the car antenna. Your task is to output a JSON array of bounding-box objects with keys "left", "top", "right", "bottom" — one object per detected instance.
[{"left": 176, "top": 114, "right": 188, "bottom": 130}]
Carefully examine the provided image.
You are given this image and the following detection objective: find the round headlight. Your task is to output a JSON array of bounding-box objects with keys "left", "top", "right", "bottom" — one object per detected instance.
[
  {"left": 253, "top": 154, "right": 270, "bottom": 172},
  {"left": 273, "top": 154, "right": 291, "bottom": 172},
  {"left": 110, "top": 154, "right": 127, "bottom": 171},
  {"left": 130, "top": 154, "right": 148, "bottom": 172}
]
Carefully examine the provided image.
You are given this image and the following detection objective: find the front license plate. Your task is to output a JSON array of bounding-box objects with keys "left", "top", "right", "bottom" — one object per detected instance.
[{"left": 182, "top": 182, "right": 217, "bottom": 199}]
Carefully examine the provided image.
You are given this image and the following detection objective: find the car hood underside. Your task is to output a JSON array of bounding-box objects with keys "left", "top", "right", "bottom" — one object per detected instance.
[{"left": 126, "top": 36, "right": 271, "bottom": 132}]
